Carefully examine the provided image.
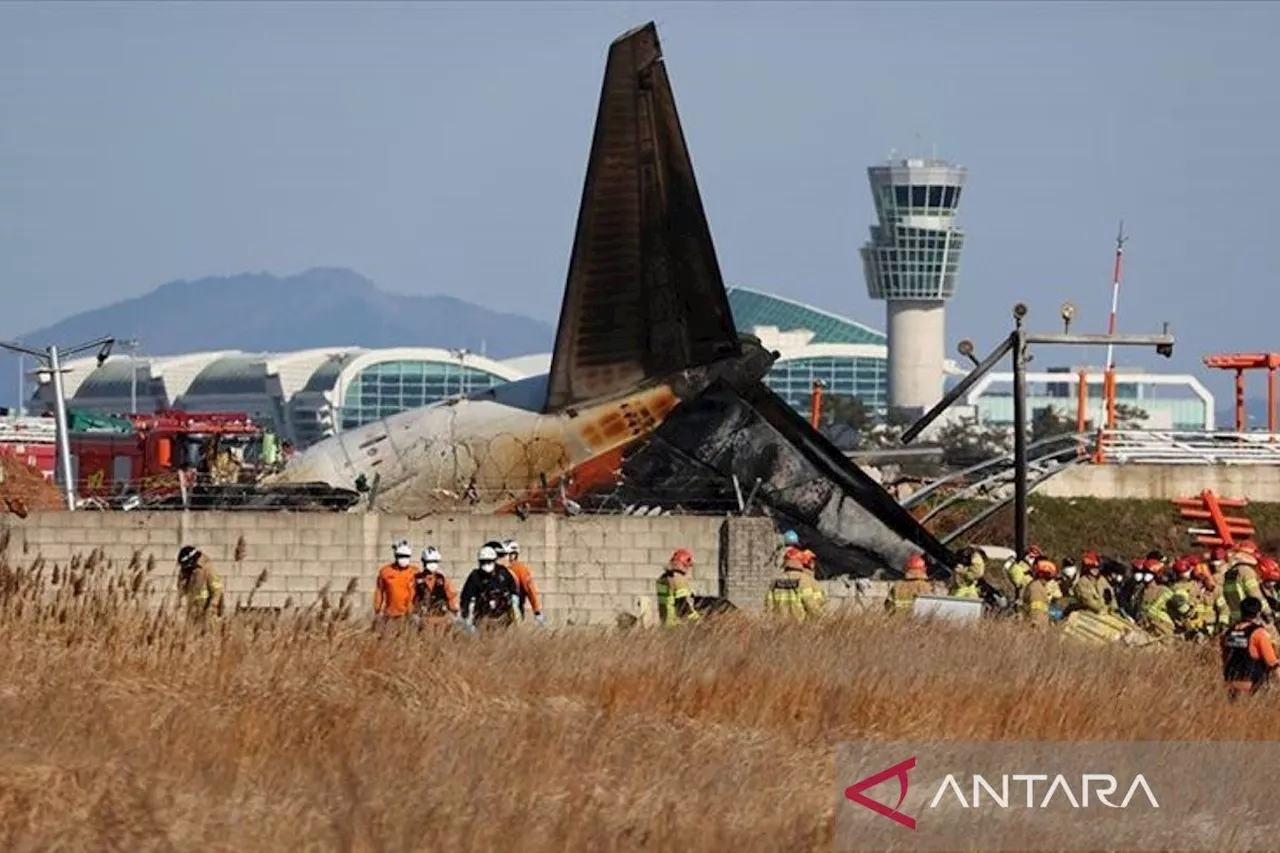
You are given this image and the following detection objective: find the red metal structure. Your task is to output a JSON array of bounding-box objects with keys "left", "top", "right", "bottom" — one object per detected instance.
[
  {"left": 809, "top": 380, "right": 825, "bottom": 430},
  {"left": 1174, "top": 489, "right": 1255, "bottom": 548},
  {"left": 1202, "top": 352, "right": 1280, "bottom": 433}
]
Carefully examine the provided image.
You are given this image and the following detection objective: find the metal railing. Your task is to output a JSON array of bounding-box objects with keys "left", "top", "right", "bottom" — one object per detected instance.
[{"left": 1095, "top": 429, "right": 1280, "bottom": 465}]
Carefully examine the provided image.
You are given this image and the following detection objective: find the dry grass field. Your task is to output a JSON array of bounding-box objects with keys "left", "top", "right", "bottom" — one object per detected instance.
[{"left": 0, "top": 540, "right": 1275, "bottom": 852}]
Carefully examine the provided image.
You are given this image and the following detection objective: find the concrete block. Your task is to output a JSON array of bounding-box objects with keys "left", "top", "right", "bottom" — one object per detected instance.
[
  {"left": 586, "top": 579, "right": 617, "bottom": 596},
  {"left": 270, "top": 529, "right": 299, "bottom": 546},
  {"left": 284, "top": 575, "right": 323, "bottom": 593}
]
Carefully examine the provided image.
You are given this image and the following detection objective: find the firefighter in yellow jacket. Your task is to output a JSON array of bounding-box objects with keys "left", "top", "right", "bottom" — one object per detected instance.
[
  {"left": 886, "top": 554, "right": 933, "bottom": 613},
  {"left": 1021, "top": 557, "right": 1058, "bottom": 627},
  {"left": 765, "top": 546, "right": 827, "bottom": 620},
  {"left": 1222, "top": 543, "right": 1271, "bottom": 624},
  {"left": 656, "top": 548, "right": 701, "bottom": 627},
  {"left": 177, "top": 544, "right": 224, "bottom": 621},
  {"left": 947, "top": 548, "right": 984, "bottom": 599},
  {"left": 1072, "top": 550, "right": 1118, "bottom": 616}
]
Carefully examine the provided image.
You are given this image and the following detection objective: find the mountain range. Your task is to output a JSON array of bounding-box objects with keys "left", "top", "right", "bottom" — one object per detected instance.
[{"left": 2, "top": 268, "right": 555, "bottom": 407}]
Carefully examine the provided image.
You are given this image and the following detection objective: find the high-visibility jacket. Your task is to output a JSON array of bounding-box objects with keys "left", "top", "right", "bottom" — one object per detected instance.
[
  {"left": 1009, "top": 560, "right": 1032, "bottom": 592},
  {"left": 1021, "top": 579, "right": 1052, "bottom": 627},
  {"left": 885, "top": 578, "right": 932, "bottom": 613},
  {"left": 1171, "top": 579, "right": 1208, "bottom": 634},
  {"left": 656, "top": 570, "right": 700, "bottom": 627},
  {"left": 765, "top": 568, "right": 826, "bottom": 621},
  {"left": 1140, "top": 583, "right": 1189, "bottom": 636},
  {"left": 1222, "top": 562, "right": 1271, "bottom": 622},
  {"left": 179, "top": 554, "right": 224, "bottom": 619},
  {"left": 1073, "top": 574, "right": 1116, "bottom": 615}
]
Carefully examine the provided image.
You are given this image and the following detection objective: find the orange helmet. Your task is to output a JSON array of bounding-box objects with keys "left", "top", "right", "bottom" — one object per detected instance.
[
  {"left": 1259, "top": 556, "right": 1280, "bottom": 584},
  {"left": 1082, "top": 550, "right": 1101, "bottom": 569},
  {"left": 1191, "top": 562, "right": 1215, "bottom": 588},
  {"left": 669, "top": 548, "right": 694, "bottom": 570},
  {"left": 801, "top": 548, "right": 817, "bottom": 570},
  {"left": 782, "top": 546, "right": 808, "bottom": 570},
  {"left": 1033, "top": 558, "right": 1059, "bottom": 579},
  {"left": 904, "top": 553, "right": 927, "bottom": 579}
]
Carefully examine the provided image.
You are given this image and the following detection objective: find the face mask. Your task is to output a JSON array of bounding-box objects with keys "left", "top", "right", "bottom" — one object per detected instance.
[
  {"left": 425, "top": 562, "right": 440, "bottom": 572},
  {"left": 481, "top": 561, "right": 494, "bottom": 573},
  {"left": 395, "top": 556, "right": 410, "bottom": 568}
]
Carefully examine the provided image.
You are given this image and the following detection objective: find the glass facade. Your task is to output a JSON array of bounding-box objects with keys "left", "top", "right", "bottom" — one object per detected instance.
[
  {"left": 861, "top": 160, "right": 966, "bottom": 302},
  {"left": 765, "top": 356, "right": 888, "bottom": 414},
  {"left": 339, "top": 360, "right": 509, "bottom": 430}
]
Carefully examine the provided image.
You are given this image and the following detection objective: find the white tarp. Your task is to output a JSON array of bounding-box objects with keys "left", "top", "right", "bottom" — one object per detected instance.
[{"left": 911, "top": 595, "right": 984, "bottom": 623}]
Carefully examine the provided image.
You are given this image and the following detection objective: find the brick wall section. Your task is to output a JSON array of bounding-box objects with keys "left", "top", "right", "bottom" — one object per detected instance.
[
  {"left": 0, "top": 512, "right": 735, "bottom": 626},
  {"left": 719, "top": 516, "right": 783, "bottom": 611}
]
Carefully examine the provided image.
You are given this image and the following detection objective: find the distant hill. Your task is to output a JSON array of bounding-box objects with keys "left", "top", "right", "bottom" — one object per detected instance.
[{"left": 2, "top": 268, "right": 555, "bottom": 406}]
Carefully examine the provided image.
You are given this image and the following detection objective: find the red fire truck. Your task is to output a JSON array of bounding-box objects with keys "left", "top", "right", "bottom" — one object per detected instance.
[
  {"left": 70, "top": 410, "right": 268, "bottom": 501},
  {"left": 0, "top": 416, "right": 58, "bottom": 480}
]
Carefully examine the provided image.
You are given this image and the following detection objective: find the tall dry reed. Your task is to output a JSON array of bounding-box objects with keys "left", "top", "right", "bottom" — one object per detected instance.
[{"left": 0, "top": 540, "right": 1270, "bottom": 852}]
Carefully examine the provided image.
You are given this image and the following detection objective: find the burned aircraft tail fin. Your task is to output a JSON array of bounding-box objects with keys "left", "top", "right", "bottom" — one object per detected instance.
[{"left": 543, "top": 22, "right": 741, "bottom": 415}]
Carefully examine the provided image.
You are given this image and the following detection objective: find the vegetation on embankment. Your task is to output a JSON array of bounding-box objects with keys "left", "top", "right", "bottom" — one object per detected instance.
[
  {"left": 924, "top": 496, "right": 1280, "bottom": 559},
  {"left": 0, "top": 543, "right": 1270, "bottom": 851}
]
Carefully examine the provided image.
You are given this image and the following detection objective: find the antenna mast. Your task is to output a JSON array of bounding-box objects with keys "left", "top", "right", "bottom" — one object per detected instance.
[{"left": 1102, "top": 220, "right": 1128, "bottom": 429}]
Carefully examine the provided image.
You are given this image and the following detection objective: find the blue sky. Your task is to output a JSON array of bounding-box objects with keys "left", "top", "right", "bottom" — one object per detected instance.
[{"left": 1, "top": 1, "right": 1275, "bottom": 402}]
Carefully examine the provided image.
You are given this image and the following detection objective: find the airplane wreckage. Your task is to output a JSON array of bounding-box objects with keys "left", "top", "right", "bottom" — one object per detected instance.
[{"left": 258, "top": 22, "right": 959, "bottom": 577}]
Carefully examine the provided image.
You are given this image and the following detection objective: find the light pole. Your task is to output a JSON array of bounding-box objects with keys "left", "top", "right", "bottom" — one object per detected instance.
[
  {"left": 14, "top": 343, "right": 23, "bottom": 417},
  {"left": 0, "top": 336, "right": 116, "bottom": 511},
  {"left": 120, "top": 338, "right": 141, "bottom": 414},
  {"left": 902, "top": 303, "right": 1173, "bottom": 559}
]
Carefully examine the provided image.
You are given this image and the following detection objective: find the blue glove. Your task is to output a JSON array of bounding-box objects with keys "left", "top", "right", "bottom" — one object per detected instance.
[
  {"left": 534, "top": 613, "right": 546, "bottom": 627},
  {"left": 1049, "top": 606, "right": 1064, "bottom": 622}
]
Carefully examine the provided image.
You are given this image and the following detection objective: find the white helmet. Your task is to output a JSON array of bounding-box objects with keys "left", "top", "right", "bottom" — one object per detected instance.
[
  {"left": 477, "top": 545, "right": 497, "bottom": 563},
  {"left": 392, "top": 540, "right": 412, "bottom": 559},
  {"left": 422, "top": 546, "right": 442, "bottom": 565},
  {"left": 504, "top": 538, "right": 519, "bottom": 556}
]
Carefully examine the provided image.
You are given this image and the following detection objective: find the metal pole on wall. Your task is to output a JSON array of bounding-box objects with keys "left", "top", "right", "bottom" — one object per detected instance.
[
  {"left": 49, "top": 345, "right": 78, "bottom": 511},
  {"left": 15, "top": 348, "right": 23, "bottom": 417},
  {"left": 1011, "top": 305, "right": 1030, "bottom": 560}
]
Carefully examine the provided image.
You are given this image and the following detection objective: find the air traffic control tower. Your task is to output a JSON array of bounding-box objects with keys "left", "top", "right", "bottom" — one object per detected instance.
[{"left": 860, "top": 157, "right": 967, "bottom": 415}]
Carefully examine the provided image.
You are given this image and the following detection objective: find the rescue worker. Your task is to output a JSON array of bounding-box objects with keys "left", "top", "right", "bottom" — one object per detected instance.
[
  {"left": 1221, "top": 596, "right": 1280, "bottom": 700},
  {"left": 1008, "top": 544, "right": 1044, "bottom": 594},
  {"left": 656, "top": 548, "right": 701, "bottom": 627},
  {"left": 1256, "top": 555, "right": 1280, "bottom": 613},
  {"left": 1072, "top": 550, "right": 1118, "bottom": 616},
  {"left": 947, "top": 547, "right": 983, "bottom": 599},
  {"left": 414, "top": 546, "right": 461, "bottom": 627},
  {"left": 374, "top": 540, "right": 418, "bottom": 621},
  {"left": 1191, "top": 557, "right": 1230, "bottom": 635},
  {"left": 1139, "top": 557, "right": 1192, "bottom": 639},
  {"left": 176, "top": 544, "right": 223, "bottom": 621},
  {"left": 1169, "top": 557, "right": 1208, "bottom": 637},
  {"left": 503, "top": 538, "right": 546, "bottom": 627},
  {"left": 460, "top": 545, "right": 519, "bottom": 632},
  {"left": 1221, "top": 543, "right": 1271, "bottom": 624},
  {"left": 765, "top": 545, "right": 826, "bottom": 620},
  {"left": 1208, "top": 546, "right": 1230, "bottom": 589},
  {"left": 886, "top": 553, "right": 933, "bottom": 613},
  {"left": 1021, "top": 557, "right": 1058, "bottom": 628}
]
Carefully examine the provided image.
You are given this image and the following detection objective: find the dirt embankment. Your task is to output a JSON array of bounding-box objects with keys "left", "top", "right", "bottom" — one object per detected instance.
[
  {"left": 0, "top": 453, "right": 62, "bottom": 516},
  {"left": 928, "top": 495, "right": 1280, "bottom": 559}
]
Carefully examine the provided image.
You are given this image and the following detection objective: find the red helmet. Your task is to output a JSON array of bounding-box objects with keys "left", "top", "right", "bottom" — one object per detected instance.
[
  {"left": 1211, "top": 546, "right": 1228, "bottom": 562},
  {"left": 1027, "top": 544, "right": 1044, "bottom": 559},
  {"left": 1082, "top": 550, "right": 1101, "bottom": 569},
  {"left": 905, "top": 554, "right": 927, "bottom": 579},
  {"left": 669, "top": 548, "right": 694, "bottom": 569},
  {"left": 1259, "top": 557, "right": 1280, "bottom": 584},
  {"left": 1143, "top": 557, "right": 1166, "bottom": 579},
  {"left": 1171, "top": 557, "right": 1193, "bottom": 577}
]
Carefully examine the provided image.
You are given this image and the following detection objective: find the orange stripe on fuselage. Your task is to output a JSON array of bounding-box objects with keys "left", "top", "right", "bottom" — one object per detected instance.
[{"left": 497, "top": 385, "right": 680, "bottom": 513}]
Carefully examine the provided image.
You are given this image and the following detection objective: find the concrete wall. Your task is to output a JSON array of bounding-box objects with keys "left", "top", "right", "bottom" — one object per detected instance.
[
  {"left": 0, "top": 511, "right": 814, "bottom": 626},
  {"left": 1037, "top": 464, "right": 1280, "bottom": 502}
]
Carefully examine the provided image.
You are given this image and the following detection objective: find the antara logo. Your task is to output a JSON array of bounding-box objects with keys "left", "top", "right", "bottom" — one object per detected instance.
[{"left": 845, "top": 758, "right": 1160, "bottom": 830}]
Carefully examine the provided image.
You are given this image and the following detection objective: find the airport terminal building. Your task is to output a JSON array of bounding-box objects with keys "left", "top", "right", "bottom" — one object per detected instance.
[{"left": 29, "top": 287, "right": 1211, "bottom": 446}]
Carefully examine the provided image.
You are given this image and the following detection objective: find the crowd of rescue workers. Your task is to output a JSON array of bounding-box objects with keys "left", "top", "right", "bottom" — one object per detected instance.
[{"left": 170, "top": 528, "right": 1280, "bottom": 698}]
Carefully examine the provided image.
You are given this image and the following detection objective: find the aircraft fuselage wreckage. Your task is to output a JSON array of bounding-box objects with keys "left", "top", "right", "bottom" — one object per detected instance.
[{"left": 268, "top": 22, "right": 956, "bottom": 576}]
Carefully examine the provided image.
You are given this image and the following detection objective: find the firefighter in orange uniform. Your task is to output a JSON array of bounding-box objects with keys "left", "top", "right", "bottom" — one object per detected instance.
[
  {"left": 503, "top": 538, "right": 546, "bottom": 627},
  {"left": 414, "top": 546, "right": 461, "bottom": 628},
  {"left": 374, "top": 540, "right": 418, "bottom": 621}
]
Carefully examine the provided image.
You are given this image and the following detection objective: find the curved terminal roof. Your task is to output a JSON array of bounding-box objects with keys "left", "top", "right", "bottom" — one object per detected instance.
[
  {"left": 727, "top": 286, "right": 887, "bottom": 346},
  {"left": 501, "top": 353, "right": 553, "bottom": 376},
  {"left": 183, "top": 348, "right": 360, "bottom": 399},
  {"left": 327, "top": 347, "right": 525, "bottom": 397}
]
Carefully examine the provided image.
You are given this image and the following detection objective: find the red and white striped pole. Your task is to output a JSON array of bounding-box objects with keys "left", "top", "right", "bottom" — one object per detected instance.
[{"left": 1102, "top": 221, "right": 1127, "bottom": 431}]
